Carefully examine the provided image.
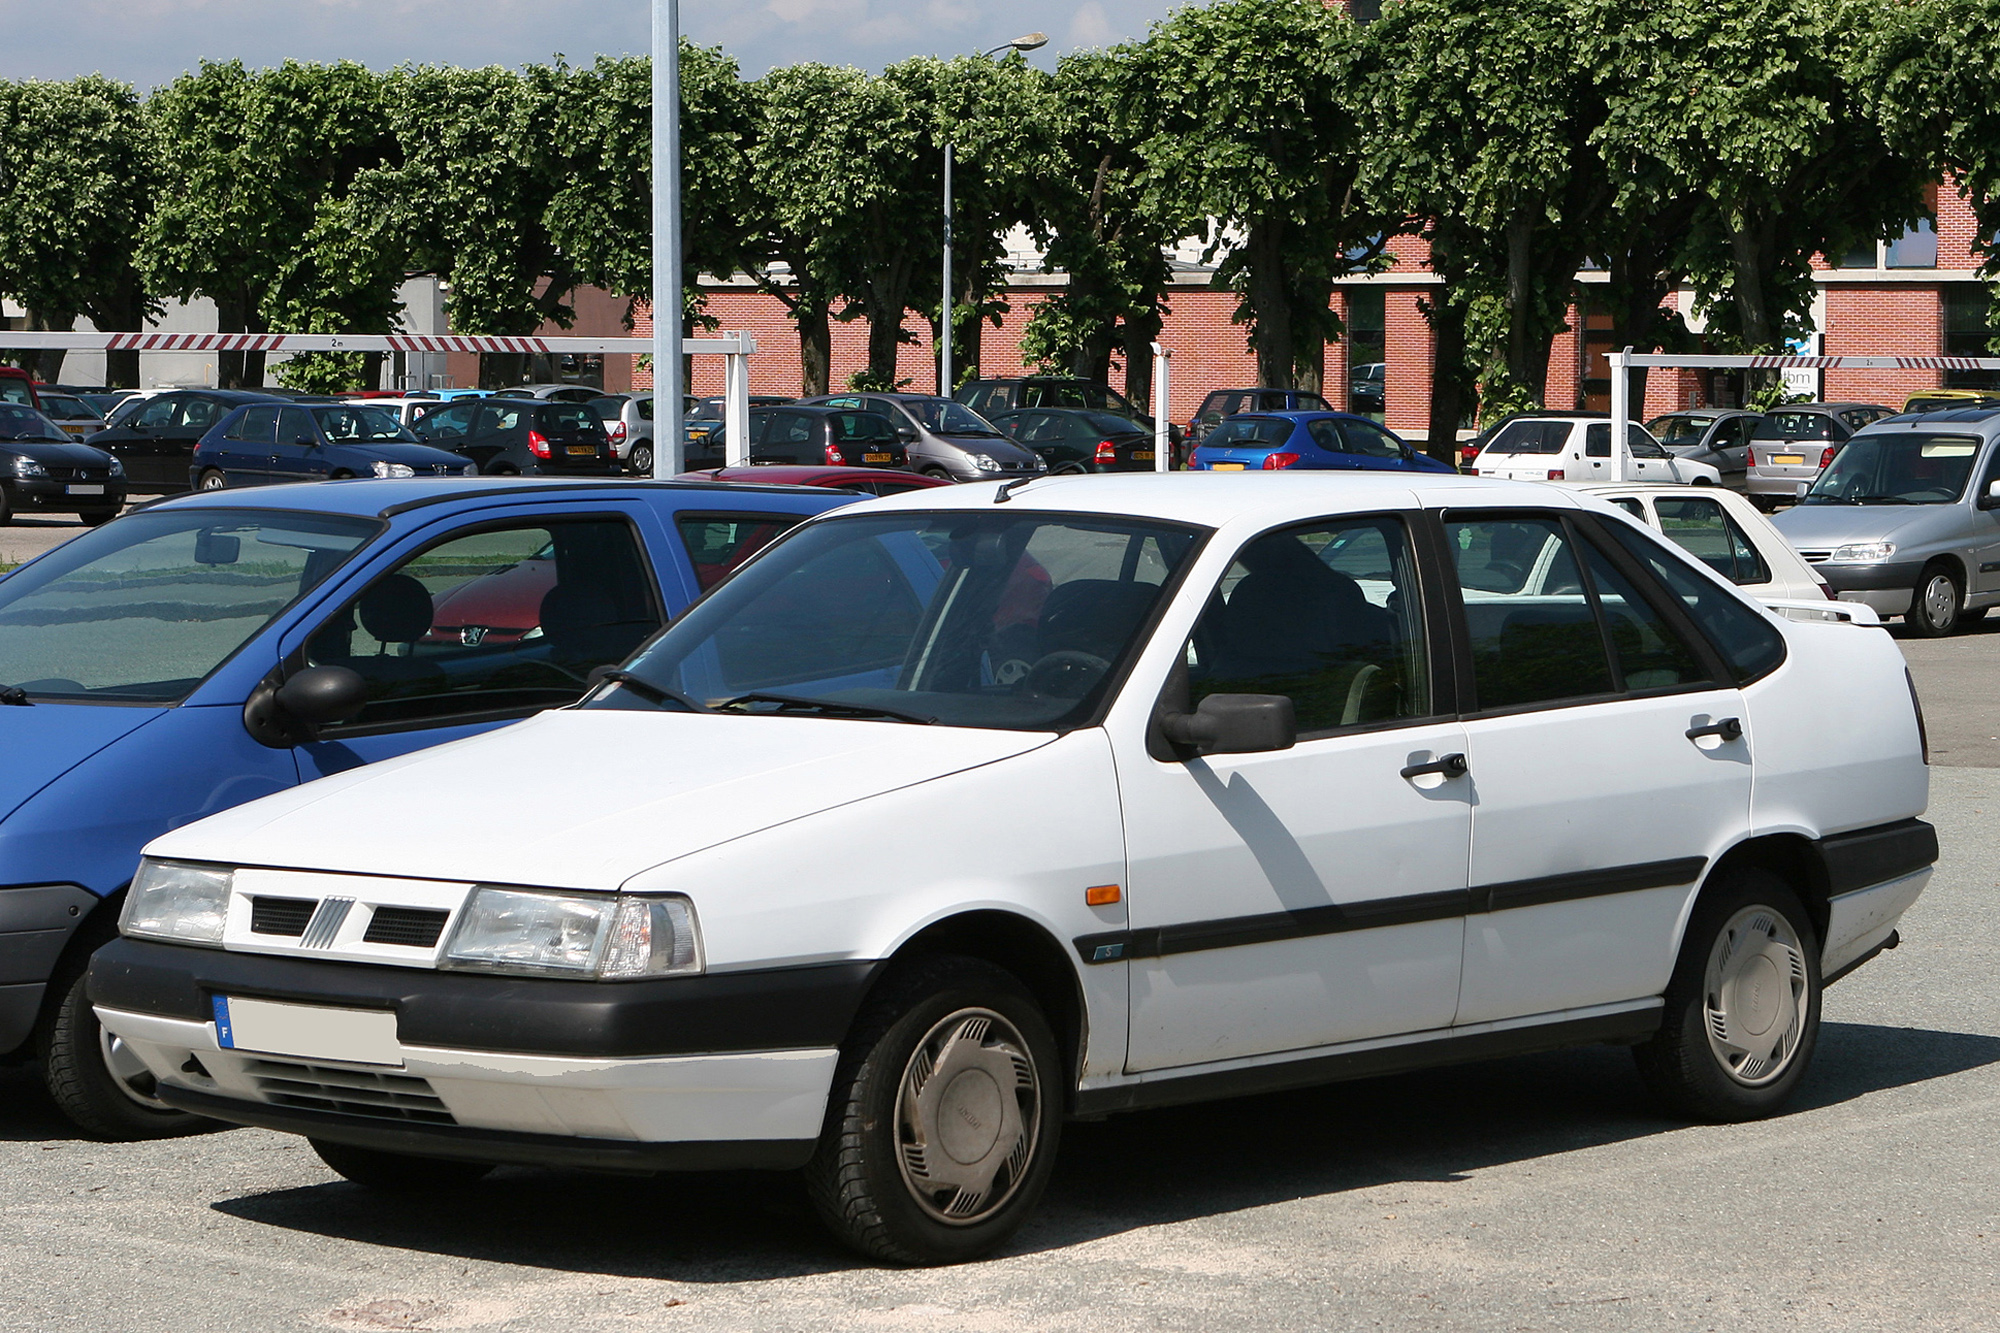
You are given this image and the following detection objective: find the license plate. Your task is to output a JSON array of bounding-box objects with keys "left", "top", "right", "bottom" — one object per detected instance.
[
  {"left": 1211, "top": 462, "right": 1245, "bottom": 471},
  {"left": 66, "top": 484, "right": 104, "bottom": 495},
  {"left": 1771, "top": 453, "right": 1806, "bottom": 465},
  {"left": 64, "top": 425, "right": 89, "bottom": 436},
  {"left": 1134, "top": 450, "right": 1155, "bottom": 461},
  {"left": 213, "top": 995, "right": 401, "bottom": 1066},
  {"left": 566, "top": 445, "right": 597, "bottom": 456},
  {"left": 864, "top": 452, "right": 891, "bottom": 463}
]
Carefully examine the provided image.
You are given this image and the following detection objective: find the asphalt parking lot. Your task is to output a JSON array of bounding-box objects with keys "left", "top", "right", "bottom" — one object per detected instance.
[{"left": 2, "top": 515, "right": 1998, "bottom": 1332}]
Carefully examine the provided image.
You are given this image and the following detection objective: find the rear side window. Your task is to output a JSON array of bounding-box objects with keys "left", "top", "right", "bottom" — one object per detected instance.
[
  {"left": 0, "top": 375, "right": 32, "bottom": 406},
  {"left": 676, "top": 513, "right": 803, "bottom": 592},
  {"left": 1754, "top": 412, "right": 1835, "bottom": 441},
  {"left": 1487, "top": 420, "right": 1572, "bottom": 455},
  {"left": 1605, "top": 520, "right": 1786, "bottom": 683}
]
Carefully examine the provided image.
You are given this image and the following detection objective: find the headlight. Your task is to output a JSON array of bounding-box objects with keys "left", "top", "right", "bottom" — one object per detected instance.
[
  {"left": 371, "top": 461, "right": 416, "bottom": 478},
  {"left": 440, "top": 886, "right": 702, "bottom": 979},
  {"left": 459, "top": 463, "right": 478, "bottom": 475},
  {"left": 1032, "top": 456, "right": 1049, "bottom": 471},
  {"left": 11, "top": 457, "right": 48, "bottom": 477},
  {"left": 107, "top": 456, "right": 125, "bottom": 477},
  {"left": 968, "top": 453, "right": 1000, "bottom": 471},
  {"left": 1829, "top": 541, "right": 1896, "bottom": 563},
  {"left": 120, "top": 859, "right": 232, "bottom": 946}
]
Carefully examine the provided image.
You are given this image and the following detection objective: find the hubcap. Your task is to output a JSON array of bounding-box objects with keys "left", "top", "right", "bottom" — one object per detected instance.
[
  {"left": 1703, "top": 905, "right": 1810, "bottom": 1087},
  {"left": 1924, "top": 575, "right": 1956, "bottom": 626},
  {"left": 894, "top": 1007, "right": 1040, "bottom": 1225},
  {"left": 98, "top": 1026, "right": 170, "bottom": 1109}
]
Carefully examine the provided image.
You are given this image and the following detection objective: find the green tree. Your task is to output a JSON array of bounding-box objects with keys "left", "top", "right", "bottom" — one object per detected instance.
[
  {"left": 0, "top": 76, "right": 157, "bottom": 386},
  {"left": 141, "top": 60, "right": 396, "bottom": 389},
  {"left": 1129, "top": 0, "right": 1384, "bottom": 390}
]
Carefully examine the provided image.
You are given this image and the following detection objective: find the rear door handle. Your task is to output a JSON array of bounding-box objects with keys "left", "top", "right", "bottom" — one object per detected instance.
[
  {"left": 1685, "top": 717, "right": 1743, "bottom": 742},
  {"left": 1401, "top": 753, "right": 1469, "bottom": 781}
]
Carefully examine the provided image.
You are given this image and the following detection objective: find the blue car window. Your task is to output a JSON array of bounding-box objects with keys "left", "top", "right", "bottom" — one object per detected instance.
[
  {"left": 0, "top": 509, "right": 376, "bottom": 703},
  {"left": 1210, "top": 418, "right": 1294, "bottom": 448},
  {"left": 1307, "top": 419, "right": 1346, "bottom": 453},
  {"left": 234, "top": 406, "right": 280, "bottom": 444},
  {"left": 1339, "top": 420, "right": 1404, "bottom": 459}
]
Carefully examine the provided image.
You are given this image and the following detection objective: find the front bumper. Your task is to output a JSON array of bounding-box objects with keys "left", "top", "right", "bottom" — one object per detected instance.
[
  {"left": 89, "top": 936, "right": 877, "bottom": 1163},
  {"left": 2, "top": 477, "right": 128, "bottom": 513},
  {"left": 1809, "top": 559, "right": 1923, "bottom": 616}
]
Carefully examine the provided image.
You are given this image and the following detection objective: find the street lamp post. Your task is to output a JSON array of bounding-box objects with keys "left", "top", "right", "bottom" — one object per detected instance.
[
  {"left": 939, "top": 32, "right": 1047, "bottom": 397},
  {"left": 652, "top": 0, "right": 683, "bottom": 478}
]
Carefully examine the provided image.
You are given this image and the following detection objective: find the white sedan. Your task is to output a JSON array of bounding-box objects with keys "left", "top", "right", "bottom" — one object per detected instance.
[
  {"left": 1473, "top": 415, "right": 1723, "bottom": 485},
  {"left": 93, "top": 472, "right": 1933, "bottom": 1264}
]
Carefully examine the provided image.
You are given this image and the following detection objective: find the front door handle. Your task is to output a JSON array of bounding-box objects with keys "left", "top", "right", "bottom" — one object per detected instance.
[
  {"left": 1685, "top": 717, "right": 1743, "bottom": 743},
  {"left": 1401, "top": 752, "right": 1469, "bottom": 781}
]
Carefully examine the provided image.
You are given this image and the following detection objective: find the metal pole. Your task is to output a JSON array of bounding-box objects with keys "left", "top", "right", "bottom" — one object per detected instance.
[
  {"left": 652, "top": 0, "right": 684, "bottom": 479},
  {"left": 1607, "top": 348, "right": 1629, "bottom": 483},
  {"left": 1151, "top": 342, "right": 1171, "bottom": 473},
  {"left": 723, "top": 333, "right": 750, "bottom": 467},
  {"left": 940, "top": 143, "right": 954, "bottom": 396}
]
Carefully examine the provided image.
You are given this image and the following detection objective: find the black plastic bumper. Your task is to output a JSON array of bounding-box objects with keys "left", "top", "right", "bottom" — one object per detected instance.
[
  {"left": 1813, "top": 559, "right": 1924, "bottom": 592},
  {"left": 2, "top": 478, "right": 127, "bottom": 513},
  {"left": 157, "top": 1084, "right": 816, "bottom": 1173},
  {"left": 89, "top": 936, "right": 882, "bottom": 1059}
]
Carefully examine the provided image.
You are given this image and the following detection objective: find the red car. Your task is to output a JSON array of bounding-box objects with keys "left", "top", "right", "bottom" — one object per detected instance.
[{"left": 676, "top": 465, "right": 954, "bottom": 496}]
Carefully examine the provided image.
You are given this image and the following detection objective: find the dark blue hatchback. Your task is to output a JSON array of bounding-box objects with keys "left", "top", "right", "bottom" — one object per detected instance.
[
  {"left": 191, "top": 402, "right": 472, "bottom": 490},
  {"left": 1190, "top": 411, "right": 1454, "bottom": 475}
]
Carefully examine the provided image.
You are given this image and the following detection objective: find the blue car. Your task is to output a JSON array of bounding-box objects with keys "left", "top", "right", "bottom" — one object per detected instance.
[
  {"left": 0, "top": 476, "right": 852, "bottom": 1138},
  {"left": 1190, "top": 411, "right": 1454, "bottom": 474},
  {"left": 189, "top": 401, "right": 473, "bottom": 491}
]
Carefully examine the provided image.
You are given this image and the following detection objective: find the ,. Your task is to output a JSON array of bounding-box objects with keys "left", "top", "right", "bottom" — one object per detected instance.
[
  {"left": 0, "top": 475, "right": 855, "bottom": 1139},
  {"left": 89, "top": 472, "right": 1931, "bottom": 1264}
]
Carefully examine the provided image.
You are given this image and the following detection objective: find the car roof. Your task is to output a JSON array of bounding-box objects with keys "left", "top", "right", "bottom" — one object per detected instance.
[
  {"left": 849, "top": 470, "right": 1596, "bottom": 529},
  {"left": 1773, "top": 401, "right": 1883, "bottom": 412},
  {"left": 689, "top": 466, "right": 953, "bottom": 486},
  {"left": 131, "top": 476, "right": 850, "bottom": 522},
  {"left": 1203, "top": 387, "right": 1324, "bottom": 396},
  {"left": 1864, "top": 407, "right": 2000, "bottom": 429}
]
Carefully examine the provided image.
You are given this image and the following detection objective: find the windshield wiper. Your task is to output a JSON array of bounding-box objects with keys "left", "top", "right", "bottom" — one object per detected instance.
[
  {"left": 589, "top": 667, "right": 712, "bottom": 713},
  {"left": 0, "top": 686, "right": 31, "bottom": 706},
  {"left": 1850, "top": 494, "right": 1916, "bottom": 504},
  {"left": 713, "top": 691, "right": 936, "bottom": 724}
]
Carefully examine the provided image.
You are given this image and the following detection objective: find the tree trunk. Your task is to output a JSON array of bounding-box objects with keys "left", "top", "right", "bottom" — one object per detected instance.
[
  {"left": 479, "top": 353, "right": 528, "bottom": 388},
  {"left": 1244, "top": 219, "right": 1294, "bottom": 389},
  {"left": 865, "top": 287, "right": 907, "bottom": 387},
  {"left": 1425, "top": 294, "right": 1471, "bottom": 468},
  {"left": 213, "top": 288, "right": 252, "bottom": 389},
  {"left": 1503, "top": 212, "right": 1543, "bottom": 403},
  {"left": 84, "top": 275, "right": 148, "bottom": 388},
  {"left": 796, "top": 299, "right": 832, "bottom": 398},
  {"left": 361, "top": 352, "right": 386, "bottom": 392},
  {"left": 1122, "top": 304, "right": 1163, "bottom": 420},
  {"left": 23, "top": 309, "right": 70, "bottom": 382}
]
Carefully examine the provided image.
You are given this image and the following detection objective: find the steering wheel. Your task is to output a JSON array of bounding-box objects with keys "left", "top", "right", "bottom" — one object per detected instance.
[{"left": 1021, "top": 650, "right": 1111, "bottom": 699}]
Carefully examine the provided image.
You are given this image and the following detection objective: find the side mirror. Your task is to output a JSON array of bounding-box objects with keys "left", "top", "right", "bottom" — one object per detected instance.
[
  {"left": 242, "top": 665, "right": 368, "bottom": 748},
  {"left": 1158, "top": 693, "right": 1297, "bottom": 757},
  {"left": 896, "top": 427, "right": 917, "bottom": 443},
  {"left": 1981, "top": 479, "right": 2000, "bottom": 510}
]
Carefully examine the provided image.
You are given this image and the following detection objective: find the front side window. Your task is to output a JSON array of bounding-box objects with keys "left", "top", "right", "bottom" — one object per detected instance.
[
  {"left": 1647, "top": 415, "right": 1708, "bottom": 446},
  {"left": 1653, "top": 497, "right": 1771, "bottom": 586},
  {"left": 607, "top": 512, "right": 1204, "bottom": 731},
  {"left": 414, "top": 401, "right": 479, "bottom": 441},
  {"left": 181, "top": 397, "right": 225, "bottom": 431},
  {"left": 0, "top": 509, "right": 376, "bottom": 703},
  {"left": 1446, "top": 514, "right": 1708, "bottom": 711},
  {"left": 313, "top": 406, "right": 411, "bottom": 442},
  {"left": 676, "top": 513, "right": 803, "bottom": 593},
  {"left": 1338, "top": 419, "right": 1405, "bottom": 458},
  {"left": 133, "top": 396, "right": 182, "bottom": 430},
  {"left": 1186, "top": 517, "right": 1430, "bottom": 733},
  {"left": 235, "top": 406, "right": 280, "bottom": 445},
  {"left": 303, "top": 518, "right": 662, "bottom": 730},
  {"left": 903, "top": 398, "right": 1003, "bottom": 436},
  {"left": 476, "top": 402, "right": 528, "bottom": 435},
  {"left": 1804, "top": 433, "right": 1980, "bottom": 506}
]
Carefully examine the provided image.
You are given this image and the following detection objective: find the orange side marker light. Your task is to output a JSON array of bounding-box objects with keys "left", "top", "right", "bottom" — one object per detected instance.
[{"left": 1085, "top": 885, "right": 1121, "bottom": 907}]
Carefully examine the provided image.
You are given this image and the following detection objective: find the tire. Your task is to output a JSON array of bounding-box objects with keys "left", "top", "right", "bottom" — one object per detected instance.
[
  {"left": 37, "top": 954, "right": 212, "bottom": 1141},
  {"left": 310, "top": 1138, "right": 495, "bottom": 1191},
  {"left": 920, "top": 467, "right": 958, "bottom": 483},
  {"left": 79, "top": 509, "right": 119, "bottom": 527},
  {"left": 805, "top": 955, "right": 1063, "bottom": 1265},
  {"left": 197, "top": 469, "right": 227, "bottom": 492},
  {"left": 1633, "top": 867, "right": 1821, "bottom": 1122},
  {"left": 629, "top": 442, "right": 653, "bottom": 476},
  {"left": 0, "top": 483, "right": 13, "bottom": 524},
  {"left": 1907, "top": 562, "right": 1962, "bottom": 637}
]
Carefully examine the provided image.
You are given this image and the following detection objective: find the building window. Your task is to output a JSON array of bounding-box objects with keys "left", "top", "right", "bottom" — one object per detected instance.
[
  {"left": 1344, "top": 289, "right": 1385, "bottom": 421},
  {"left": 1886, "top": 217, "right": 1939, "bottom": 269},
  {"left": 1834, "top": 241, "right": 1879, "bottom": 270},
  {"left": 1944, "top": 286, "right": 2000, "bottom": 390}
]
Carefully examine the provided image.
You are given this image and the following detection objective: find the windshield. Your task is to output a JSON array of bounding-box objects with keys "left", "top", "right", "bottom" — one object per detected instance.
[
  {"left": 1803, "top": 433, "right": 1982, "bottom": 506},
  {"left": 0, "top": 406, "right": 68, "bottom": 441},
  {"left": 0, "top": 509, "right": 378, "bottom": 703},
  {"left": 38, "top": 393, "right": 99, "bottom": 421},
  {"left": 597, "top": 511, "right": 1204, "bottom": 730},
  {"left": 1647, "top": 415, "right": 1711, "bottom": 445},
  {"left": 908, "top": 399, "right": 1003, "bottom": 436},
  {"left": 311, "top": 406, "right": 414, "bottom": 442}
]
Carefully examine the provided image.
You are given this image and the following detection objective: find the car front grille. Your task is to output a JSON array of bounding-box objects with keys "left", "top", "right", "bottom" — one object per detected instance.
[
  {"left": 38, "top": 465, "right": 115, "bottom": 482},
  {"left": 245, "top": 1058, "right": 455, "bottom": 1124},
  {"left": 249, "top": 896, "right": 317, "bottom": 936},
  {"left": 363, "top": 906, "right": 450, "bottom": 948}
]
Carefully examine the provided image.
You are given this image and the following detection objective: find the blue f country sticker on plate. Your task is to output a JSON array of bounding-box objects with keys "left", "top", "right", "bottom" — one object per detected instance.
[{"left": 212, "top": 995, "right": 235, "bottom": 1048}]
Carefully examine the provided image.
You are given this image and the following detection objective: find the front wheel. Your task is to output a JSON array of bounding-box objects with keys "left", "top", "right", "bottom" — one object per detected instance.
[
  {"left": 311, "top": 1139, "right": 495, "bottom": 1191},
  {"left": 920, "top": 466, "right": 957, "bottom": 483},
  {"left": 39, "top": 958, "right": 211, "bottom": 1141},
  {"left": 1633, "top": 868, "right": 1820, "bottom": 1122},
  {"left": 805, "top": 956, "right": 1062, "bottom": 1265},
  {"left": 197, "top": 469, "right": 227, "bottom": 492},
  {"left": 79, "top": 509, "right": 119, "bottom": 527},
  {"left": 1907, "top": 563, "right": 1962, "bottom": 637}
]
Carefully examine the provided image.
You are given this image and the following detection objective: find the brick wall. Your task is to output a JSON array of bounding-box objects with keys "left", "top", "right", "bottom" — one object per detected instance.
[
  {"left": 1382, "top": 289, "right": 1434, "bottom": 434},
  {"left": 1823, "top": 285, "right": 1942, "bottom": 405}
]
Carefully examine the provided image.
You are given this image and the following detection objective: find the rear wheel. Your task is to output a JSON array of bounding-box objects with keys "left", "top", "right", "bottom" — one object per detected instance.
[
  {"left": 1634, "top": 867, "right": 1820, "bottom": 1122},
  {"left": 629, "top": 442, "right": 653, "bottom": 476},
  {"left": 39, "top": 957, "right": 210, "bottom": 1141},
  {"left": 805, "top": 956, "right": 1062, "bottom": 1265},
  {"left": 920, "top": 466, "right": 957, "bottom": 483},
  {"left": 197, "top": 469, "right": 227, "bottom": 492},
  {"left": 1907, "top": 563, "right": 1962, "bottom": 637},
  {"left": 311, "top": 1139, "right": 495, "bottom": 1191}
]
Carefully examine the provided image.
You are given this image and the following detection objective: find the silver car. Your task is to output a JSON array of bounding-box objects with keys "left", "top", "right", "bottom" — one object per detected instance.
[
  {"left": 1745, "top": 402, "right": 1893, "bottom": 509},
  {"left": 1645, "top": 409, "right": 1761, "bottom": 487},
  {"left": 806, "top": 393, "right": 1043, "bottom": 481},
  {"left": 1770, "top": 408, "right": 2000, "bottom": 635}
]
